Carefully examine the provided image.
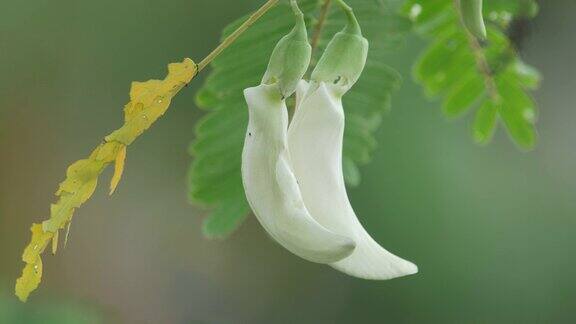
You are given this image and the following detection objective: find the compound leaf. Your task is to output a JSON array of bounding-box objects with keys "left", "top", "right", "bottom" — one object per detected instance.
[
  {"left": 404, "top": 0, "right": 541, "bottom": 149},
  {"left": 16, "top": 59, "right": 197, "bottom": 302}
]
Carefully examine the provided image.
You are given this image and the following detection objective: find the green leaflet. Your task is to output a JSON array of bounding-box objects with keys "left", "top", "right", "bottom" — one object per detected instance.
[
  {"left": 202, "top": 196, "right": 249, "bottom": 239},
  {"left": 404, "top": 0, "right": 540, "bottom": 149},
  {"left": 473, "top": 100, "right": 498, "bottom": 144},
  {"left": 188, "top": 0, "right": 410, "bottom": 238}
]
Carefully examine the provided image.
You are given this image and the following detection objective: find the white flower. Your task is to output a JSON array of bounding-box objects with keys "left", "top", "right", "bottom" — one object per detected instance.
[
  {"left": 286, "top": 0, "right": 418, "bottom": 279},
  {"left": 240, "top": 1, "right": 355, "bottom": 263},
  {"left": 288, "top": 80, "right": 417, "bottom": 279}
]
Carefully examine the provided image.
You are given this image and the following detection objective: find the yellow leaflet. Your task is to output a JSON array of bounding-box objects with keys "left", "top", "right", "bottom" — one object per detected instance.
[
  {"left": 43, "top": 156, "right": 107, "bottom": 233},
  {"left": 16, "top": 58, "right": 197, "bottom": 302},
  {"left": 64, "top": 222, "right": 72, "bottom": 247},
  {"left": 106, "top": 58, "right": 197, "bottom": 145},
  {"left": 15, "top": 224, "right": 52, "bottom": 302},
  {"left": 52, "top": 230, "right": 59, "bottom": 254},
  {"left": 15, "top": 261, "right": 43, "bottom": 303},
  {"left": 110, "top": 145, "right": 127, "bottom": 195}
]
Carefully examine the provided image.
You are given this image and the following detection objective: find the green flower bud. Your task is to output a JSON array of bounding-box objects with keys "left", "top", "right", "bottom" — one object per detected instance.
[
  {"left": 311, "top": 0, "right": 368, "bottom": 94},
  {"left": 262, "top": 0, "right": 312, "bottom": 98}
]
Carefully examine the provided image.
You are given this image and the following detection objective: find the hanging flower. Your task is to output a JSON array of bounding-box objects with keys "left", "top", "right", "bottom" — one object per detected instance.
[
  {"left": 241, "top": 0, "right": 356, "bottom": 263},
  {"left": 287, "top": 0, "right": 417, "bottom": 279}
]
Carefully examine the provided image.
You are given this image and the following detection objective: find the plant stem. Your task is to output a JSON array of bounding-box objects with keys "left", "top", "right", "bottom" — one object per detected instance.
[
  {"left": 198, "top": 0, "right": 280, "bottom": 72},
  {"left": 453, "top": 0, "right": 500, "bottom": 103},
  {"left": 310, "top": 0, "right": 332, "bottom": 55},
  {"left": 467, "top": 33, "right": 500, "bottom": 102}
]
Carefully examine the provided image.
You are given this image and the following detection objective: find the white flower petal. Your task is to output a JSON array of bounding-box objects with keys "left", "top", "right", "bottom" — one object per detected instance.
[{"left": 288, "top": 81, "right": 418, "bottom": 279}]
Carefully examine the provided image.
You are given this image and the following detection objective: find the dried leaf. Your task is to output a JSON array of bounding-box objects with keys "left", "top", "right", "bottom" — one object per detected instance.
[{"left": 16, "top": 58, "right": 197, "bottom": 302}]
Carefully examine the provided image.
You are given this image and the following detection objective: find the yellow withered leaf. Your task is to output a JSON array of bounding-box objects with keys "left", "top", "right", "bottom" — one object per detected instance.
[{"left": 16, "top": 58, "right": 197, "bottom": 302}]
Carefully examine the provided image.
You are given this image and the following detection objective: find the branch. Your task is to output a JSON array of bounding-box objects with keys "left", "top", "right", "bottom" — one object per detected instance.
[
  {"left": 453, "top": 0, "right": 500, "bottom": 103},
  {"left": 310, "top": 0, "right": 332, "bottom": 56},
  {"left": 198, "top": 0, "right": 280, "bottom": 72}
]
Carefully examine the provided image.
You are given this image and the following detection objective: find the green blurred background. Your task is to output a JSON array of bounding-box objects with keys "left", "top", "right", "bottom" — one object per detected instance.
[{"left": 1, "top": 0, "right": 575, "bottom": 323}]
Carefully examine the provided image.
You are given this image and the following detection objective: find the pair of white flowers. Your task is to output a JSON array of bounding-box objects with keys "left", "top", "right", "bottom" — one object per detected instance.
[{"left": 241, "top": 0, "right": 417, "bottom": 280}]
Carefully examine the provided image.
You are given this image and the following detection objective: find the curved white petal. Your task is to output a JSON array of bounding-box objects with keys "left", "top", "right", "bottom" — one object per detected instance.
[
  {"left": 242, "top": 84, "right": 356, "bottom": 264},
  {"left": 288, "top": 81, "right": 418, "bottom": 279}
]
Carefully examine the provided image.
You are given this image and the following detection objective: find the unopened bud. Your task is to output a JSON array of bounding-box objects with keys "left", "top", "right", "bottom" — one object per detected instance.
[
  {"left": 262, "top": 0, "right": 312, "bottom": 98},
  {"left": 311, "top": 0, "right": 368, "bottom": 94}
]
